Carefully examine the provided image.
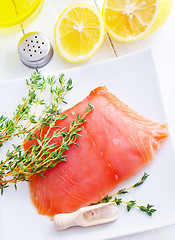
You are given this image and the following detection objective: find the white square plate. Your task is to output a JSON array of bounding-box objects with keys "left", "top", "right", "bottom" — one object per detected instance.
[{"left": 0, "top": 49, "right": 175, "bottom": 240}]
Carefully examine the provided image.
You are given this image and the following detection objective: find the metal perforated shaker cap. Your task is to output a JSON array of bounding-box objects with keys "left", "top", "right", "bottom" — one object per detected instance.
[{"left": 18, "top": 32, "right": 53, "bottom": 68}]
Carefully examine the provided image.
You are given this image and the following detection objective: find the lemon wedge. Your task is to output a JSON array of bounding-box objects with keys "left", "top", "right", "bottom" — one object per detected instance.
[
  {"left": 102, "top": 0, "right": 172, "bottom": 42},
  {"left": 54, "top": 3, "right": 105, "bottom": 63}
]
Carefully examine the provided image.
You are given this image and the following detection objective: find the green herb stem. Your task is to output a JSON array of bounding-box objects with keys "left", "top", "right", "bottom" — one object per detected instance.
[
  {"left": 94, "top": 173, "right": 156, "bottom": 216},
  {"left": 0, "top": 72, "right": 93, "bottom": 195}
]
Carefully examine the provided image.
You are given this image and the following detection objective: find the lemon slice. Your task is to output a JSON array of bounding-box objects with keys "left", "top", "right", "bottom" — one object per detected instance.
[
  {"left": 54, "top": 3, "right": 105, "bottom": 63},
  {"left": 103, "top": 0, "right": 172, "bottom": 42}
]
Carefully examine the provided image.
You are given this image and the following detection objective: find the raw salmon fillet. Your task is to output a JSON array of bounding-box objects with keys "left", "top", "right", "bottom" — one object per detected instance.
[{"left": 24, "top": 86, "right": 168, "bottom": 217}]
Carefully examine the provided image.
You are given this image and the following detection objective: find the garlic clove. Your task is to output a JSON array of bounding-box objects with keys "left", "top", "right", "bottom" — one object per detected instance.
[{"left": 54, "top": 202, "right": 119, "bottom": 230}]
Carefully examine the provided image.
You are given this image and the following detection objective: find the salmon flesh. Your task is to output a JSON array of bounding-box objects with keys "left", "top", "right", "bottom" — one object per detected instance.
[{"left": 24, "top": 87, "right": 168, "bottom": 217}]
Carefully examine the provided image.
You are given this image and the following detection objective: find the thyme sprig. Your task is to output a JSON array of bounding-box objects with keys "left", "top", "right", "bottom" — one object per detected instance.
[
  {"left": 109, "top": 172, "right": 149, "bottom": 197},
  {"left": 113, "top": 198, "right": 156, "bottom": 216},
  {"left": 0, "top": 72, "right": 93, "bottom": 195},
  {"left": 95, "top": 173, "right": 156, "bottom": 216}
]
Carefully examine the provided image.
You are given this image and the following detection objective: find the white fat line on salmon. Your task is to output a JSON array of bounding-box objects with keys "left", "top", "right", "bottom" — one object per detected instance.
[
  {"left": 83, "top": 120, "right": 117, "bottom": 180},
  {"left": 56, "top": 174, "right": 85, "bottom": 202}
]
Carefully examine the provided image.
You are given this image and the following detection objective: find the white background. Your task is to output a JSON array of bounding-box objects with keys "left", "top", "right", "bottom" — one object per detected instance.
[{"left": 0, "top": 0, "right": 175, "bottom": 239}]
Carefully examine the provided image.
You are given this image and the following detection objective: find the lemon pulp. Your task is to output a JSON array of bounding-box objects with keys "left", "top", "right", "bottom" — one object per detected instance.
[
  {"left": 54, "top": 4, "right": 105, "bottom": 63},
  {"left": 103, "top": 0, "right": 172, "bottom": 41}
]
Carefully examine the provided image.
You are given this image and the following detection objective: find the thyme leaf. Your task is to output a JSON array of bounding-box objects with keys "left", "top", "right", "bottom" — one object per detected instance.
[
  {"left": 0, "top": 72, "right": 93, "bottom": 194},
  {"left": 139, "top": 204, "right": 157, "bottom": 216},
  {"left": 95, "top": 173, "right": 156, "bottom": 216}
]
